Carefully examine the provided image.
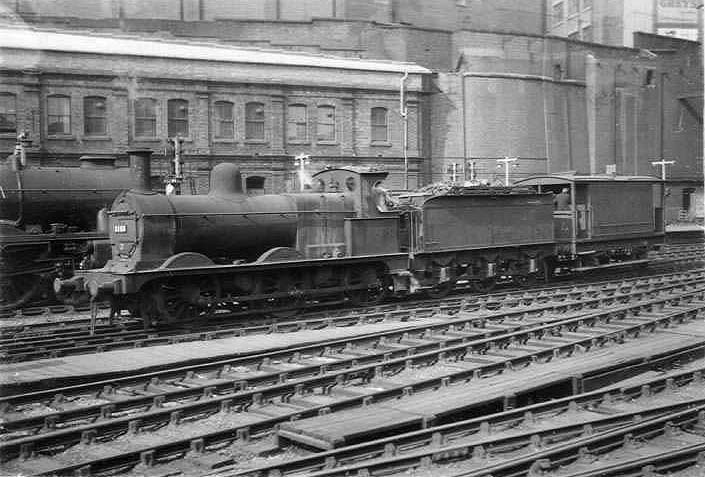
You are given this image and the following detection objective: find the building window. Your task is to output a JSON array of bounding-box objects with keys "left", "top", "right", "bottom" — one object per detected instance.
[
  {"left": 371, "top": 107, "right": 388, "bottom": 143},
  {"left": 47, "top": 95, "right": 71, "bottom": 135},
  {"left": 134, "top": 98, "right": 157, "bottom": 138},
  {"left": 83, "top": 96, "right": 107, "bottom": 136},
  {"left": 317, "top": 105, "right": 335, "bottom": 142},
  {"left": 0, "top": 93, "right": 17, "bottom": 134},
  {"left": 167, "top": 99, "right": 189, "bottom": 138},
  {"left": 246, "top": 176, "right": 266, "bottom": 195},
  {"left": 567, "top": 0, "right": 578, "bottom": 16},
  {"left": 214, "top": 101, "right": 234, "bottom": 139},
  {"left": 582, "top": 25, "right": 593, "bottom": 42},
  {"left": 644, "top": 69, "right": 654, "bottom": 86},
  {"left": 551, "top": 2, "right": 564, "bottom": 27},
  {"left": 287, "top": 104, "right": 307, "bottom": 142},
  {"left": 245, "top": 102, "right": 265, "bottom": 140}
]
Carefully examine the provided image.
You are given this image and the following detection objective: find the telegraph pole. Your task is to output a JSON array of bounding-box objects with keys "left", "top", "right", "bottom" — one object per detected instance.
[
  {"left": 166, "top": 136, "right": 184, "bottom": 195},
  {"left": 651, "top": 159, "right": 675, "bottom": 181},
  {"left": 497, "top": 156, "right": 518, "bottom": 186},
  {"left": 294, "top": 153, "right": 311, "bottom": 191}
]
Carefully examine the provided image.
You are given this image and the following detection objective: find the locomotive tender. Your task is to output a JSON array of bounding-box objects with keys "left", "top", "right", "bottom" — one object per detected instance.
[
  {"left": 0, "top": 149, "right": 153, "bottom": 310},
  {"left": 61, "top": 163, "right": 665, "bottom": 325}
]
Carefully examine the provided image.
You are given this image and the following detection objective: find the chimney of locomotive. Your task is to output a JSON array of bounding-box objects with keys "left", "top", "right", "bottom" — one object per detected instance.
[
  {"left": 209, "top": 162, "right": 243, "bottom": 196},
  {"left": 127, "top": 148, "right": 153, "bottom": 192}
]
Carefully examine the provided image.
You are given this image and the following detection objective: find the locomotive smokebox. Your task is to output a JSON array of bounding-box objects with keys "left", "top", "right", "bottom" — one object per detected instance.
[{"left": 127, "top": 148, "right": 152, "bottom": 192}]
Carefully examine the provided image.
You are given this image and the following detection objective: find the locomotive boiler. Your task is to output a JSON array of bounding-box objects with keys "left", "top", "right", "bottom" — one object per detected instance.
[{"left": 0, "top": 149, "right": 153, "bottom": 310}]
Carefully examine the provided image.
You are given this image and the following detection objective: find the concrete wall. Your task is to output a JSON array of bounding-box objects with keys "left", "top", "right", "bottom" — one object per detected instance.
[{"left": 430, "top": 29, "right": 702, "bottom": 188}]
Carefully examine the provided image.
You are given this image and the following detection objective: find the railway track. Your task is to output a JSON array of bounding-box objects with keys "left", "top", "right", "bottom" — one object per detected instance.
[
  {"left": 2, "top": 278, "right": 704, "bottom": 475},
  {"left": 0, "top": 241, "right": 700, "bottom": 326},
  {"left": 2, "top": 266, "right": 705, "bottom": 363},
  {"left": 211, "top": 365, "right": 705, "bottom": 476}
]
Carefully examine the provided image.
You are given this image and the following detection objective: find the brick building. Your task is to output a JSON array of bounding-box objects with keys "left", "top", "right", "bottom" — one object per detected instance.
[
  {"left": 0, "top": 24, "right": 431, "bottom": 192},
  {"left": 2, "top": 0, "right": 702, "bottom": 221},
  {"left": 546, "top": 0, "right": 703, "bottom": 46}
]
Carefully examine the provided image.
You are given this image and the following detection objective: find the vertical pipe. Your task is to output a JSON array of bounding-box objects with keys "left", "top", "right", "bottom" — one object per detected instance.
[
  {"left": 659, "top": 72, "right": 665, "bottom": 160},
  {"left": 400, "top": 71, "right": 409, "bottom": 190}
]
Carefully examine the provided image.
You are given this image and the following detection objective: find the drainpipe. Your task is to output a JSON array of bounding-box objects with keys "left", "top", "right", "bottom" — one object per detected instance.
[{"left": 400, "top": 70, "right": 409, "bottom": 190}]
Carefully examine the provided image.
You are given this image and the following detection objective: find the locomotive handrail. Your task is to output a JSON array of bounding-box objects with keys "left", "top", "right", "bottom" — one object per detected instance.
[
  {"left": 136, "top": 210, "right": 357, "bottom": 218},
  {"left": 107, "top": 210, "right": 136, "bottom": 217},
  {"left": 0, "top": 188, "right": 127, "bottom": 192}
]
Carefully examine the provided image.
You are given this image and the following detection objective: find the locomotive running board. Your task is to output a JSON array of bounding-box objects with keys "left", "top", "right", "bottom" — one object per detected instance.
[{"left": 572, "top": 258, "right": 650, "bottom": 273}]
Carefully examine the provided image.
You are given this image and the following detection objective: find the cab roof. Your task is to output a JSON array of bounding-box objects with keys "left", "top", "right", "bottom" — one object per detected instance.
[{"left": 514, "top": 173, "right": 662, "bottom": 186}]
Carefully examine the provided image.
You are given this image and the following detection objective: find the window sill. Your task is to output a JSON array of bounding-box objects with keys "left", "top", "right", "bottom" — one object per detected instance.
[
  {"left": 370, "top": 141, "right": 392, "bottom": 147},
  {"left": 82, "top": 135, "right": 112, "bottom": 141},
  {"left": 316, "top": 140, "right": 339, "bottom": 146},
  {"left": 133, "top": 137, "right": 161, "bottom": 142},
  {"left": 0, "top": 132, "right": 18, "bottom": 138},
  {"left": 47, "top": 134, "right": 76, "bottom": 140},
  {"left": 243, "top": 139, "right": 268, "bottom": 145},
  {"left": 213, "top": 138, "right": 237, "bottom": 144},
  {"left": 287, "top": 140, "right": 310, "bottom": 146}
]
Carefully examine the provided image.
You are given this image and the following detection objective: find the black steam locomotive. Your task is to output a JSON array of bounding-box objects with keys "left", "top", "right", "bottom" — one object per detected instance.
[
  {"left": 60, "top": 163, "right": 665, "bottom": 325},
  {"left": 0, "top": 149, "right": 153, "bottom": 311}
]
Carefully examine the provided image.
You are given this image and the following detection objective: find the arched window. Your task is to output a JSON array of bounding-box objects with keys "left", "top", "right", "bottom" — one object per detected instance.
[
  {"left": 0, "top": 93, "right": 17, "bottom": 134},
  {"left": 316, "top": 105, "right": 335, "bottom": 142},
  {"left": 47, "top": 94, "right": 71, "bottom": 135},
  {"left": 246, "top": 176, "right": 266, "bottom": 195},
  {"left": 84, "top": 96, "right": 107, "bottom": 136},
  {"left": 287, "top": 104, "right": 307, "bottom": 142},
  {"left": 245, "top": 102, "right": 265, "bottom": 140},
  {"left": 214, "top": 101, "right": 234, "bottom": 139},
  {"left": 167, "top": 99, "right": 189, "bottom": 137},
  {"left": 370, "top": 107, "right": 388, "bottom": 143},
  {"left": 134, "top": 98, "right": 157, "bottom": 138}
]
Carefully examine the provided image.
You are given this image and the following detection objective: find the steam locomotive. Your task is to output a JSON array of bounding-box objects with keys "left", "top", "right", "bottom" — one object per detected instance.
[
  {"left": 59, "top": 162, "right": 665, "bottom": 325},
  {"left": 0, "top": 149, "right": 153, "bottom": 311}
]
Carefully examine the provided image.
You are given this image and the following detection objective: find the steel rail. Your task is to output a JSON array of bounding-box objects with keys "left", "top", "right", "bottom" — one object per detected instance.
[
  {"left": 3, "top": 288, "right": 704, "bottom": 475},
  {"left": 3, "top": 270, "right": 704, "bottom": 363},
  {"left": 2, "top": 275, "right": 701, "bottom": 408},
  {"left": 444, "top": 404, "right": 705, "bottom": 477},
  {"left": 214, "top": 366, "right": 705, "bottom": 477}
]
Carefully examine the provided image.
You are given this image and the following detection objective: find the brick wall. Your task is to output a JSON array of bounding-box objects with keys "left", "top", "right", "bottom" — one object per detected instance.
[{"left": 0, "top": 38, "right": 429, "bottom": 192}]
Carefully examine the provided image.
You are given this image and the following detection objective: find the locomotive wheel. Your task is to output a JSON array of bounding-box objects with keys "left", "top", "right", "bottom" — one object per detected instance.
[
  {"left": 471, "top": 277, "right": 496, "bottom": 294},
  {"left": 154, "top": 283, "right": 193, "bottom": 324},
  {"left": 266, "top": 296, "right": 303, "bottom": 319},
  {"left": 346, "top": 267, "right": 388, "bottom": 307},
  {"left": 264, "top": 273, "right": 305, "bottom": 319},
  {"left": 0, "top": 274, "right": 41, "bottom": 312},
  {"left": 515, "top": 273, "right": 539, "bottom": 288},
  {"left": 426, "top": 279, "right": 456, "bottom": 299},
  {"left": 139, "top": 294, "right": 160, "bottom": 329}
]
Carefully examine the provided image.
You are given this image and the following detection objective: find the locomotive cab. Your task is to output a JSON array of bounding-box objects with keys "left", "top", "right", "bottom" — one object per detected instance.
[
  {"left": 312, "top": 167, "right": 401, "bottom": 256},
  {"left": 514, "top": 174, "right": 665, "bottom": 270}
]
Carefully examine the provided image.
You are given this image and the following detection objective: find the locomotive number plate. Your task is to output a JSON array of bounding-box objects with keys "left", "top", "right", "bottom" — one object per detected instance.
[{"left": 113, "top": 223, "right": 128, "bottom": 234}]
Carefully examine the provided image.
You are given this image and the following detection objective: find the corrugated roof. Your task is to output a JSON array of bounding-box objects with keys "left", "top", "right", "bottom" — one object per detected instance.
[{"left": 0, "top": 24, "right": 431, "bottom": 74}]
